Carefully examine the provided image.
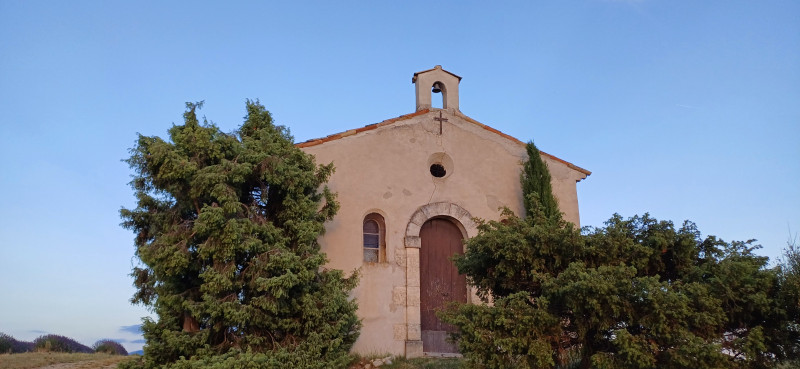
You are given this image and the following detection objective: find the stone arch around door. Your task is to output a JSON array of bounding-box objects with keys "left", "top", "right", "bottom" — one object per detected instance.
[{"left": 402, "top": 202, "right": 477, "bottom": 358}]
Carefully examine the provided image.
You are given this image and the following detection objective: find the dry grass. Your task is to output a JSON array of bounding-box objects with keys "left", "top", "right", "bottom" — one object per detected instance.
[
  {"left": 0, "top": 352, "right": 134, "bottom": 369},
  {"left": 1, "top": 352, "right": 460, "bottom": 369}
]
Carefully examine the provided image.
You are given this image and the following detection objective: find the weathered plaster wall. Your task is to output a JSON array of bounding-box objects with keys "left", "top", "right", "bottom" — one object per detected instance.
[{"left": 300, "top": 110, "right": 587, "bottom": 356}]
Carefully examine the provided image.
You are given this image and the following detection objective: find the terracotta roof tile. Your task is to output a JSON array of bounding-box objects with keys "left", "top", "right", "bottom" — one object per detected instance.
[
  {"left": 296, "top": 109, "right": 430, "bottom": 148},
  {"left": 454, "top": 112, "right": 591, "bottom": 176}
]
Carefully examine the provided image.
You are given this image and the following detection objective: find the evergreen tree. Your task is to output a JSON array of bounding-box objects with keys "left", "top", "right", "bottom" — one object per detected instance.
[
  {"left": 771, "top": 238, "right": 800, "bottom": 366},
  {"left": 442, "top": 140, "right": 797, "bottom": 368},
  {"left": 120, "top": 101, "right": 359, "bottom": 368},
  {"left": 521, "top": 141, "right": 560, "bottom": 221}
]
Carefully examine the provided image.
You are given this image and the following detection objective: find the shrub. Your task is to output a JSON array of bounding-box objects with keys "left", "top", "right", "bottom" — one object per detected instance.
[
  {"left": 13, "top": 340, "right": 34, "bottom": 353},
  {"left": 93, "top": 339, "right": 128, "bottom": 355},
  {"left": 441, "top": 140, "right": 796, "bottom": 368},
  {"left": 0, "top": 332, "right": 12, "bottom": 354},
  {"left": 0, "top": 332, "right": 34, "bottom": 353},
  {"left": 33, "top": 334, "right": 92, "bottom": 353}
]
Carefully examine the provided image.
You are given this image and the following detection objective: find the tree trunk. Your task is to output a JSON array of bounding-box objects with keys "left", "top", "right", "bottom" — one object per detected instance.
[
  {"left": 579, "top": 328, "right": 596, "bottom": 369},
  {"left": 182, "top": 313, "right": 199, "bottom": 332}
]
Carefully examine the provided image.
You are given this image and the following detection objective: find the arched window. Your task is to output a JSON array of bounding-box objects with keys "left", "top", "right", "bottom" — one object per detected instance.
[{"left": 363, "top": 213, "right": 386, "bottom": 263}]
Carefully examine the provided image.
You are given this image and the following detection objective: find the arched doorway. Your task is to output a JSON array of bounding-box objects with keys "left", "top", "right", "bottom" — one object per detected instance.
[{"left": 419, "top": 217, "right": 467, "bottom": 354}]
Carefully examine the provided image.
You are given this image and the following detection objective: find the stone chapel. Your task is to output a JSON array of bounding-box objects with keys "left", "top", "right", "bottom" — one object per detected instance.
[{"left": 297, "top": 66, "right": 590, "bottom": 358}]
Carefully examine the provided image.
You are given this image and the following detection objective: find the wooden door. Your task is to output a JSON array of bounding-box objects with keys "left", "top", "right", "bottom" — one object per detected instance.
[{"left": 420, "top": 218, "right": 466, "bottom": 354}]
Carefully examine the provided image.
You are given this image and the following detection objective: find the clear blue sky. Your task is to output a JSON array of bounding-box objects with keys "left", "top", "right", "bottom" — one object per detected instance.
[{"left": 1, "top": 1, "right": 798, "bottom": 353}]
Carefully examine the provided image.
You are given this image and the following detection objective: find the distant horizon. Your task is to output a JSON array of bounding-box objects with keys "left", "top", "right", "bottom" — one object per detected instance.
[{"left": 1, "top": 329, "right": 144, "bottom": 353}]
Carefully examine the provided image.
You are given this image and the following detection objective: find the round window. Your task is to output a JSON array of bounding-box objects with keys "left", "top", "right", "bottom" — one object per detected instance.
[
  {"left": 427, "top": 152, "right": 453, "bottom": 180},
  {"left": 430, "top": 164, "right": 446, "bottom": 178}
]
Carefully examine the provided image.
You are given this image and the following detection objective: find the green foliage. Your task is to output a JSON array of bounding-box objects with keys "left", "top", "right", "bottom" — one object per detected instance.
[
  {"left": 388, "top": 357, "right": 464, "bottom": 369},
  {"left": 119, "top": 356, "right": 145, "bottom": 369},
  {"left": 0, "top": 333, "right": 12, "bottom": 354},
  {"left": 773, "top": 236, "right": 800, "bottom": 365},
  {"left": 439, "top": 292, "right": 559, "bottom": 369},
  {"left": 32, "top": 334, "right": 93, "bottom": 353},
  {"left": 445, "top": 208, "right": 793, "bottom": 368},
  {"left": 120, "top": 101, "right": 359, "bottom": 368},
  {"left": 520, "top": 141, "right": 560, "bottom": 221},
  {"left": 441, "top": 145, "right": 798, "bottom": 368},
  {"left": 93, "top": 340, "right": 128, "bottom": 355}
]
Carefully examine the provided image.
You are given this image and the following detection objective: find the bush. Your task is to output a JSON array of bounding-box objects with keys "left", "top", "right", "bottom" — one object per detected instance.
[
  {"left": 441, "top": 140, "right": 797, "bottom": 368},
  {"left": 119, "top": 356, "right": 145, "bottom": 369},
  {"left": 93, "top": 339, "right": 128, "bottom": 355},
  {"left": 0, "top": 332, "right": 34, "bottom": 353},
  {"left": 0, "top": 332, "right": 12, "bottom": 354},
  {"left": 33, "top": 334, "right": 92, "bottom": 353}
]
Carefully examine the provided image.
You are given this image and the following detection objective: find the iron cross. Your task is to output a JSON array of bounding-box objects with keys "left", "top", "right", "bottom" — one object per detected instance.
[{"left": 433, "top": 111, "right": 448, "bottom": 135}]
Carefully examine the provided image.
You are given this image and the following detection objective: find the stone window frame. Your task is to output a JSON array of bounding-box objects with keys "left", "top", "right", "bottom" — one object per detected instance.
[{"left": 363, "top": 213, "right": 386, "bottom": 263}]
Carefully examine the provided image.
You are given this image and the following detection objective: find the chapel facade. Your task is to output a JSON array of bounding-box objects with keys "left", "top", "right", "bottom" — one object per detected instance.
[{"left": 297, "top": 66, "right": 590, "bottom": 357}]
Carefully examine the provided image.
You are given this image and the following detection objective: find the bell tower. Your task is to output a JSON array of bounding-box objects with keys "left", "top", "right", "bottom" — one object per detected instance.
[{"left": 412, "top": 65, "right": 461, "bottom": 112}]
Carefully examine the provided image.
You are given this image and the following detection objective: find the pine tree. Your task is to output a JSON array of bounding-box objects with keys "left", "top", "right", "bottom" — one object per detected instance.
[{"left": 120, "top": 101, "right": 359, "bottom": 368}]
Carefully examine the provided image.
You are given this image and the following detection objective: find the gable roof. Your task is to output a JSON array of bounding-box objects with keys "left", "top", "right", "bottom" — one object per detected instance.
[
  {"left": 296, "top": 109, "right": 591, "bottom": 177},
  {"left": 412, "top": 66, "right": 462, "bottom": 83}
]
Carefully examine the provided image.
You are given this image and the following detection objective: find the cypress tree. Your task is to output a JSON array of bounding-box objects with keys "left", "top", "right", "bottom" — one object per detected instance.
[
  {"left": 520, "top": 141, "right": 560, "bottom": 221},
  {"left": 120, "top": 100, "right": 359, "bottom": 368}
]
